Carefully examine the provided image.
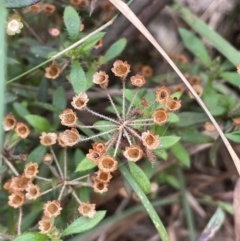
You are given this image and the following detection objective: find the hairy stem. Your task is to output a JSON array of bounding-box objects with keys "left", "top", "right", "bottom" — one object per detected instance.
[{"left": 50, "top": 147, "right": 64, "bottom": 179}]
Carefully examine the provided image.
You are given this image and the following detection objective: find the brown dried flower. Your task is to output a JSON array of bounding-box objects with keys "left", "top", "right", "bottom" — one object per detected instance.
[
  {"left": 42, "top": 4, "right": 56, "bottom": 14},
  {"left": 57, "top": 133, "right": 67, "bottom": 147},
  {"left": 141, "top": 65, "right": 153, "bottom": 78},
  {"left": 155, "top": 86, "right": 171, "bottom": 104},
  {"left": 93, "top": 71, "right": 109, "bottom": 88},
  {"left": 45, "top": 64, "right": 61, "bottom": 79},
  {"left": 94, "top": 39, "right": 103, "bottom": 49},
  {"left": 29, "top": 4, "right": 41, "bottom": 13},
  {"left": 165, "top": 97, "right": 181, "bottom": 112},
  {"left": 71, "top": 92, "right": 89, "bottom": 110},
  {"left": 25, "top": 184, "right": 41, "bottom": 200},
  {"left": 98, "top": 155, "right": 118, "bottom": 173},
  {"left": 38, "top": 216, "right": 53, "bottom": 234},
  {"left": 61, "top": 128, "right": 80, "bottom": 147},
  {"left": 70, "top": 0, "right": 89, "bottom": 7},
  {"left": 123, "top": 145, "right": 143, "bottom": 162},
  {"left": 96, "top": 170, "right": 112, "bottom": 183},
  {"left": 8, "top": 192, "right": 25, "bottom": 208},
  {"left": 40, "top": 132, "right": 57, "bottom": 146},
  {"left": 59, "top": 109, "right": 78, "bottom": 127},
  {"left": 3, "top": 179, "right": 14, "bottom": 193},
  {"left": 92, "top": 180, "right": 109, "bottom": 193},
  {"left": 86, "top": 149, "right": 102, "bottom": 164},
  {"left": 15, "top": 122, "right": 30, "bottom": 139},
  {"left": 24, "top": 162, "right": 39, "bottom": 179},
  {"left": 3, "top": 113, "right": 17, "bottom": 131},
  {"left": 130, "top": 75, "right": 146, "bottom": 87},
  {"left": 78, "top": 202, "right": 96, "bottom": 218},
  {"left": 92, "top": 142, "right": 106, "bottom": 154},
  {"left": 188, "top": 85, "right": 203, "bottom": 98},
  {"left": 142, "top": 131, "right": 160, "bottom": 150},
  {"left": 152, "top": 108, "right": 168, "bottom": 125},
  {"left": 189, "top": 75, "right": 200, "bottom": 86},
  {"left": 111, "top": 60, "right": 131, "bottom": 79},
  {"left": 42, "top": 153, "right": 53, "bottom": 164},
  {"left": 204, "top": 122, "right": 216, "bottom": 132},
  {"left": 10, "top": 174, "right": 32, "bottom": 192},
  {"left": 43, "top": 200, "right": 62, "bottom": 218},
  {"left": 233, "top": 117, "right": 240, "bottom": 126}
]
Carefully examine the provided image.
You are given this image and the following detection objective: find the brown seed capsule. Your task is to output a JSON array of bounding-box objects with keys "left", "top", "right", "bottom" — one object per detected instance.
[
  {"left": 10, "top": 174, "right": 32, "bottom": 192},
  {"left": 93, "top": 39, "right": 103, "bottom": 49},
  {"left": 130, "top": 74, "right": 146, "bottom": 87},
  {"left": 123, "top": 145, "right": 143, "bottom": 162},
  {"left": 3, "top": 113, "right": 17, "bottom": 131},
  {"left": 142, "top": 131, "right": 160, "bottom": 150},
  {"left": 15, "top": 122, "right": 30, "bottom": 139},
  {"left": 40, "top": 132, "right": 57, "bottom": 146},
  {"left": 61, "top": 128, "right": 80, "bottom": 147},
  {"left": 155, "top": 86, "right": 171, "bottom": 104},
  {"left": 188, "top": 85, "right": 203, "bottom": 98},
  {"left": 96, "top": 170, "right": 112, "bottom": 183},
  {"left": 29, "top": 4, "right": 41, "bottom": 13},
  {"left": 92, "top": 142, "right": 106, "bottom": 154},
  {"left": 92, "top": 180, "right": 109, "bottom": 193},
  {"left": 45, "top": 63, "right": 61, "bottom": 79},
  {"left": 92, "top": 71, "right": 109, "bottom": 88},
  {"left": 42, "top": 153, "right": 53, "bottom": 164},
  {"left": 71, "top": 92, "right": 89, "bottom": 110},
  {"left": 24, "top": 162, "right": 39, "bottom": 179},
  {"left": 141, "top": 65, "right": 153, "bottom": 78},
  {"left": 78, "top": 202, "right": 96, "bottom": 218},
  {"left": 42, "top": 3, "right": 56, "bottom": 14},
  {"left": 152, "top": 108, "right": 168, "bottom": 125},
  {"left": 111, "top": 60, "right": 131, "bottom": 79},
  {"left": 38, "top": 216, "right": 53, "bottom": 234},
  {"left": 70, "top": 0, "right": 89, "bottom": 8},
  {"left": 25, "top": 184, "right": 41, "bottom": 200},
  {"left": 165, "top": 97, "right": 181, "bottom": 112},
  {"left": 8, "top": 192, "right": 25, "bottom": 208},
  {"left": 43, "top": 200, "right": 62, "bottom": 218},
  {"left": 98, "top": 155, "right": 118, "bottom": 173},
  {"left": 86, "top": 149, "right": 102, "bottom": 164},
  {"left": 59, "top": 109, "right": 78, "bottom": 127}
]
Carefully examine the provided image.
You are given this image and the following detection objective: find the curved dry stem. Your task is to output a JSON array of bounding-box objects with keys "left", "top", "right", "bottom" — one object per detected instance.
[{"left": 109, "top": 0, "right": 240, "bottom": 175}]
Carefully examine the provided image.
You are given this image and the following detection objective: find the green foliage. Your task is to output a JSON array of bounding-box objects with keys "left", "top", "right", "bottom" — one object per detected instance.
[
  {"left": 178, "top": 28, "right": 211, "bottom": 66},
  {"left": 171, "top": 142, "right": 190, "bottom": 167},
  {"left": 225, "top": 131, "right": 240, "bottom": 143},
  {"left": 70, "top": 60, "right": 87, "bottom": 93},
  {"left": 220, "top": 72, "right": 240, "bottom": 87},
  {"left": 129, "top": 162, "right": 151, "bottom": 194},
  {"left": 159, "top": 136, "right": 181, "bottom": 149},
  {"left": 25, "top": 114, "right": 50, "bottom": 132},
  {"left": 5, "top": 0, "right": 41, "bottom": 8},
  {"left": 13, "top": 232, "right": 48, "bottom": 241},
  {"left": 61, "top": 211, "right": 106, "bottom": 237},
  {"left": 28, "top": 145, "right": 47, "bottom": 163},
  {"left": 175, "top": 112, "right": 208, "bottom": 127},
  {"left": 63, "top": 6, "right": 81, "bottom": 41},
  {"left": 76, "top": 157, "right": 97, "bottom": 172}
]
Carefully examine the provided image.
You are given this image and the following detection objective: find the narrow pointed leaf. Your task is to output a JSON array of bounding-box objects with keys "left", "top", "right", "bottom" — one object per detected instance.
[
  {"left": 13, "top": 232, "right": 48, "bottom": 241},
  {"left": 25, "top": 115, "right": 50, "bottom": 132},
  {"left": 75, "top": 157, "right": 97, "bottom": 172}
]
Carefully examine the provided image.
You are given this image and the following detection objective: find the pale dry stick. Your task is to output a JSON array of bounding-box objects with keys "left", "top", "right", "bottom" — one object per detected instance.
[
  {"left": 81, "top": 128, "right": 117, "bottom": 142},
  {"left": 126, "top": 88, "right": 140, "bottom": 117},
  {"left": 109, "top": 0, "right": 240, "bottom": 175},
  {"left": 40, "top": 183, "right": 63, "bottom": 196},
  {"left": 50, "top": 147, "right": 64, "bottom": 179},
  {"left": 17, "top": 207, "right": 23, "bottom": 235},
  {"left": 35, "top": 176, "right": 52, "bottom": 182},
  {"left": 1, "top": 156, "right": 19, "bottom": 176},
  {"left": 114, "top": 129, "right": 122, "bottom": 157},
  {"left": 58, "top": 183, "right": 66, "bottom": 201},
  {"left": 63, "top": 147, "right": 67, "bottom": 179}
]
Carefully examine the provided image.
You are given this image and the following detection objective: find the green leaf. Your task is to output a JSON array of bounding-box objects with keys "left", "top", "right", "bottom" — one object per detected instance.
[
  {"left": 197, "top": 208, "right": 225, "bottom": 241},
  {"left": 168, "top": 113, "right": 180, "bottom": 123},
  {"left": 178, "top": 28, "right": 211, "bottom": 66},
  {"left": 75, "top": 157, "right": 97, "bottom": 172},
  {"left": 225, "top": 131, "right": 240, "bottom": 143},
  {"left": 93, "top": 121, "right": 116, "bottom": 131},
  {"left": 53, "top": 86, "right": 67, "bottom": 110},
  {"left": 70, "top": 60, "right": 87, "bottom": 93},
  {"left": 173, "top": 3, "right": 240, "bottom": 66},
  {"left": 31, "top": 102, "right": 62, "bottom": 113},
  {"left": 25, "top": 115, "right": 50, "bottom": 132},
  {"left": 13, "top": 102, "right": 30, "bottom": 119},
  {"left": 13, "top": 232, "right": 48, "bottom": 241},
  {"left": 159, "top": 136, "right": 181, "bottom": 149},
  {"left": 220, "top": 72, "right": 240, "bottom": 87},
  {"left": 128, "top": 162, "right": 151, "bottom": 194},
  {"left": 175, "top": 112, "right": 208, "bottom": 127},
  {"left": 125, "top": 89, "right": 141, "bottom": 107},
  {"left": 30, "top": 46, "right": 56, "bottom": 59},
  {"left": 5, "top": 0, "right": 41, "bottom": 8},
  {"left": 171, "top": 142, "right": 190, "bottom": 167},
  {"left": 101, "top": 38, "right": 127, "bottom": 64},
  {"left": 181, "top": 129, "right": 214, "bottom": 144},
  {"left": 61, "top": 211, "right": 106, "bottom": 237},
  {"left": 63, "top": 6, "right": 81, "bottom": 40},
  {"left": 77, "top": 32, "right": 105, "bottom": 54},
  {"left": 28, "top": 145, "right": 47, "bottom": 163}
]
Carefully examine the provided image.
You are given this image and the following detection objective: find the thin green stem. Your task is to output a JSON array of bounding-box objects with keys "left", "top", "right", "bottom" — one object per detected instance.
[
  {"left": 177, "top": 167, "right": 196, "bottom": 241},
  {"left": 119, "top": 164, "right": 169, "bottom": 241},
  {"left": 71, "top": 188, "right": 82, "bottom": 205},
  {"left": 2, "top": 156, "right": 19, "bottom": 176}
]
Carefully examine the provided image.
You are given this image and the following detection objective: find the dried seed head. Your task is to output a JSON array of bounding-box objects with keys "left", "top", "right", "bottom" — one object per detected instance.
[
  {"left": 70, "top": 0, "right": 89, "bottom": 7},
  {"left": 11, "top": 174, "right": 32, "bottom": 192},
  {"left": 71, "top": 92, "right": 89, "bottom": 110},
  {"left": 42, "top": 153, "right": 53, "bottom": 164},
  {"left": 15, "top": 122, "right": 30, "bottom": 139},
  {"left": 61, "top": 128, "right": 80, "bottom": 147},
  {"left": 6, "top": 15, "right": 23, "bottom": 36},
  {"left": 3, "top": 178, "right": 14, "bottom": 193},
  {"left": 155, "top": 86, "right": 171, "bottom": 104},
  {"left": 38, "top": 216, "right": 53, "bottom": 234},
  {"left": 188, "top": 85, "right": 203, "bottom": 98},
  {"left": 93, "top": 180, "right": 109, "bottom": 193},
  {"left": 152, "top": 108, "right": 168, "bottom": 125},
  {"left": 25, "top": 184, "right": 41, "bottom": 200},
  {"left": 45, "top": 64, "right": 61, "bottom": 79},
  {"left": 40, "top": 132, "right": 57, "bottom": 146},
  {"left": 111, "top": 60, "right": 131, "bottom": 79},
  {"left": 86, "top": 149, "right": 102, "bottom": 164},
  {"left": 78, "top": 202, "right": 96, "bottom": 218},
  {"left": 48, "top": 28, "right": 60, "bottom": 37},
  {"left": 204, "top": 122, "right": 216, "bottom": 132},
  {"left": 174, "top": 84, "right": 185, "bottom": 93},
  {"left": 42, "top": 4, "right": 56, "bottom": 14},
  {"left": 57, "top": 133, "right": 67, "bottom": 147},
  {"left": 98, "top": 155, "right": 118, "bottom": 173},
  {"left": 93, "top": 71, "right": 109, "bottom": 88},
  {"left": 24, "top": 162, "right": 39, "bottom": 179},
  {"left": 233, "top": 117, "right": 240, "bottom": 126},
  {"left": 141, "top": 98, "right": 148, "bottom": 107},
  {"left": 141, "top": 65, "right": 153, "bottom": 78},
  {"left": 189, "top": 75, "right": 200, "bottom": 86},
  {"left": 43, "top": 200, "right": 62, "bottom": 218},
  {"left": 93, "top": 39, "right": 103, "bottom": 49},
  {"left": 130, "top": 74, "right": 146, "bottom": 87},
  {"left": 59, "top": 109, "right": 78, "bottom": 127},
  {"left": 96, "top": 170, "right": 112, "bottom": 183},
  {"left": 8, "top": 192, "right": 25, "bottom": 208},
  {"left": 142, "top": 131, "right": 160, "bottom": 150},
  {"left": 92, "top": 141, "right": 106, "bottom": 154},
  {"left": 165, "top": 97, "right": 181, "bottom": 112},
  {"left": 123, "top": 145, "right": 143, "bottom": 162},
  {"left": 3, "top": 113, "right": 17, "bottom": 131},
  {"left": 29, "top": 4, "right": 41, "bottom": 13}
]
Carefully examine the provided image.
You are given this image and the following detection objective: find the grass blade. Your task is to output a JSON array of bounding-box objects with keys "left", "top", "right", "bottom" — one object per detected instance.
[{"left": 119, "top": 164, "right": 169, "bottom": 241}]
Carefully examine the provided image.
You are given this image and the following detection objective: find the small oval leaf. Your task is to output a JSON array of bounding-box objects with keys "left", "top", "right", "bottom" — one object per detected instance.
[
  {"left": 25, "top": 115, "right": 50, "bottom": 132},
  {"left": 13, "top": 232, "right": 48, "bottom": 241},
  {"left": 171, "top": 142, "right": 190, "bottom": 167},
  {"left": 5, "top": 0, "right": 41, "bottom": 9},
  {"left": 61, "top": 211, "right": 106, "bottom": 237},
  {"left": 226, "top": 131, "right": 240, "bottom": 143},
  {"left": 159, "top": 136, "right": 180, "bottom": 149},
  {"left": 75, "top": 157, "right": 97, "bottom": 172},
  {"left": 128, "top": 162, "right": 151, "bottom": 194}
]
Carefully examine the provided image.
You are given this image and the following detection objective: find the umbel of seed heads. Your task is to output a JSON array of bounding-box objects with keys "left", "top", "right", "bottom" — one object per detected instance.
[{"left": 57, "top": 60, "right": 181, "bottom": 184}]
